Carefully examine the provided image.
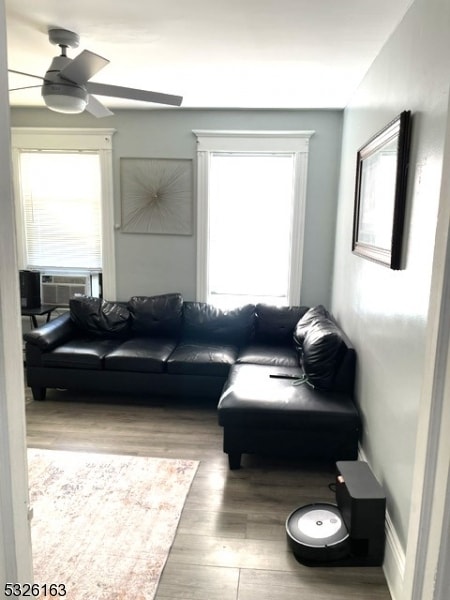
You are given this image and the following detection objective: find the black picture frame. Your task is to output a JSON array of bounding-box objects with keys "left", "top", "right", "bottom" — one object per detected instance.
[{"left": 352, "top": 110, "right": 412, "bottom": 269}]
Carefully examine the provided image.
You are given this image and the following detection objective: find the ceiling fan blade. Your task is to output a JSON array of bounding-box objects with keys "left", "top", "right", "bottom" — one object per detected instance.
[
  {"left": 8, "top": 68, "right": 45, "bottom": 81},
  {"left": 9, "top": 84, "right": 43, "bottom": 92},
  {"left": 59, "top": 50, "right": 110, "bottom": 85},
  {"left": 85, "top": 94, "right": 114, "bottom": 118},
  {"left": 86, "top": 81, "right": 183, "bottom": 106}
]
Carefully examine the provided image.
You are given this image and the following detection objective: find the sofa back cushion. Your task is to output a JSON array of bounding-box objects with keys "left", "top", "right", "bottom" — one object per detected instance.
[
  {"left": 293, "top": 304, "right": 330, "bottom": 349},
  {"left": 127, "top": 293, "right": 183, "bottom": 337},
  {"left": 297, "top": 307, "right": 356, "bottom": 393},
  {"left": 182, "top": 302, "right": 255, "bottom": 346},
  {"left": 69, "top": 296, "right": 130, "bottom": 338},
  {"left": 301, "top": 320, "right": 346, "bottom": 390},
  {"left": 254, "top": 304, "right": 308, "bottom": 345}
]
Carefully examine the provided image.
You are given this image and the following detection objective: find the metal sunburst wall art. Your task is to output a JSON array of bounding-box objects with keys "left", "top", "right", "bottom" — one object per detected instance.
[{"left": 120, "top": 158, "right": 193, "bottom": 235}]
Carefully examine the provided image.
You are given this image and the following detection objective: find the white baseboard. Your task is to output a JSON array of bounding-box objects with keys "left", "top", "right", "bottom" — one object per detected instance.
[
  {"left": 357, "top": 448, "right": 405, "bottom": 600},
  {"left": 383, "top": 509, "right": 406, "bottom": 600}
]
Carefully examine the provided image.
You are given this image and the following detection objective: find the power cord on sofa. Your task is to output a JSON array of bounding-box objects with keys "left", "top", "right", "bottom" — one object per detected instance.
[
  {"left": 292, "top": 374, "right": 315, "bottom": 388},
  {"left": 269, "top": 373, "right": 315, "bottom": 388}
]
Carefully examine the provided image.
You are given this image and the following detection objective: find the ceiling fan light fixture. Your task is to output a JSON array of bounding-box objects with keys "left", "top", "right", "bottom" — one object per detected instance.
[
  {"left": 11, "top": 28, "right": 183, "bottom": 117},
  {"left": 44, "top": 94, "right": 87, "bottom": 114},
  {"left": 42, "top": 84, "right": 88, "bottom": 114}
]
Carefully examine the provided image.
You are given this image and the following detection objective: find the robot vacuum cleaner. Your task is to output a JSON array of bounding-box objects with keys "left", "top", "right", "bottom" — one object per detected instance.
[
  {"left": 286, "top": 461, "right": 386, "bottom": 566},
  {"left": 286, "top": 502, "right": 350, "bottom": 563}
]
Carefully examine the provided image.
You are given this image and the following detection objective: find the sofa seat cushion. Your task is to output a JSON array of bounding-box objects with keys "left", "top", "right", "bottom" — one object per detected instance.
[
  {"left": 217, "top": 364, "right": 360, "bottom": 430},
  {"left": 41, "top": 338, "right": 121, "bottom": 369},
  {"left": 167, "top": 342, "right": 238, "bottom": 376},
  {"left": 104, "top": 338, "right": 177, "bottom": 373},
  {"left": 236, "top": 343, "right": 299, "bottom": 367}
]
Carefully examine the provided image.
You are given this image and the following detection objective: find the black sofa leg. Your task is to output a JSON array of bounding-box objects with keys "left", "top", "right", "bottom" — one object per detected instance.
[
  {"left": 32, "top": 387, "right": 46, "bottom": 401},
  {"left": 228, "top": 453, "right": 241, "bottom": 470}
]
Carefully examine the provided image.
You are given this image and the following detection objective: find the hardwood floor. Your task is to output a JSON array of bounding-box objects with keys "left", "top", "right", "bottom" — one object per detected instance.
[{"left": 25, "top": 388, "right": 392, "bottom": 600}]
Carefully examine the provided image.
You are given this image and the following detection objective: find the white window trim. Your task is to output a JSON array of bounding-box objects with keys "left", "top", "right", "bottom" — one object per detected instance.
[
  {"left": 193, "top": 129, "right": 314, "bottom": 305},
  {"left": 10, "top": 127, "right": 117, "bottom": 300}
]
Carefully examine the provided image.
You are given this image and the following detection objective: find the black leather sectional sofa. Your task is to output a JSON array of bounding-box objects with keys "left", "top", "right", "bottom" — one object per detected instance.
[{"left": 24, "top": 293, "right": 361, "bottom": 468}]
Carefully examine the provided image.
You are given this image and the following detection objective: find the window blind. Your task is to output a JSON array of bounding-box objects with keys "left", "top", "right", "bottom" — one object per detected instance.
[{"left": 19, "top": 151, "right": 102, "bottom": 271}]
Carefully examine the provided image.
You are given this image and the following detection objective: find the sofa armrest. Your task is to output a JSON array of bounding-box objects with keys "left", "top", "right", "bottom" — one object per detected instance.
[
  {"left": 24, "top": 311, "right": 76, "bottom": 351},
  {"left": 334, "top": 346, "right": 356, "bottom": 394}
]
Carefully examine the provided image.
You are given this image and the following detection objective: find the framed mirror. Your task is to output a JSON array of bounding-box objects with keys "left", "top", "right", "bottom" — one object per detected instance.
[{"left": 352, "top": 110, "right": 412, "bottom": 269}]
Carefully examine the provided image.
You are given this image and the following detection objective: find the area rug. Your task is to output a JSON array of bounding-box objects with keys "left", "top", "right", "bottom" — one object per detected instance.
[{"left": 27, "top": 448, "right": 199, "bottom": 600}]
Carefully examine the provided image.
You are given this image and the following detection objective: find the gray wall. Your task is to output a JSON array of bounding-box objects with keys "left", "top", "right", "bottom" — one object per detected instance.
[
  {"left": 331, "top": 0, "right": 450, "bottom": 561},
  {"left": 11, "top": 107, "right": 342, "bottom": 306}
]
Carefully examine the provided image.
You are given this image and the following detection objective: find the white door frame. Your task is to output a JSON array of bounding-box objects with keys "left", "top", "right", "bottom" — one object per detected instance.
[
  {"left": 402, "top": 92, "right": 450, "bottom": 600},
  {"left": 0, "top": 0, "right": 34, "bottom": 585}
]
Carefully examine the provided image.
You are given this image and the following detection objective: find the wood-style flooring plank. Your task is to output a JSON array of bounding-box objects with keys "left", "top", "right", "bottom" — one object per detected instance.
[
  {"left": 156, "top": 563, "right": 239, "bottom": 600},
  {"left": 238, "top": 568, "right": 392, "bottom": 600}
]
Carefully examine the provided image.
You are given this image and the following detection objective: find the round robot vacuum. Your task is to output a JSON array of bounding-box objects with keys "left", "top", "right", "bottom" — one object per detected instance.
[{"left": 286, "top": 503, "right": 350, "bottom": 563}]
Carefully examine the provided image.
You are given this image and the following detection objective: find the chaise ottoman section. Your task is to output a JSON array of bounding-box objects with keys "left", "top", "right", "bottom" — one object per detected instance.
[{"left": 217, "top": 364, "right": 360, "bottom": 469}]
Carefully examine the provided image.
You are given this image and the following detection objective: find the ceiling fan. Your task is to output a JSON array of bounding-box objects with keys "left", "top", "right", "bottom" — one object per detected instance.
[{"left": 8, "top": 28, "right": 183, "bottom": 117}]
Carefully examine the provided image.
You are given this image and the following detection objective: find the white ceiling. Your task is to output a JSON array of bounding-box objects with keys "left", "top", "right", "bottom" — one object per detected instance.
[{"left": 5, "top": 0, "right": 412, "bottom": 111}]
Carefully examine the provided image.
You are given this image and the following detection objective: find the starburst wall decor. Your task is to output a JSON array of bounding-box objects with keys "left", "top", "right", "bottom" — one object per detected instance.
[{"left": 120, "top": 158, "right": 193, "bottom": 235}]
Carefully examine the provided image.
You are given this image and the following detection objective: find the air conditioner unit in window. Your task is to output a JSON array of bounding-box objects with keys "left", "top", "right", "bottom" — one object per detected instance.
[{"left": 41, "top": 274, "right": 92, "bottom": 307}]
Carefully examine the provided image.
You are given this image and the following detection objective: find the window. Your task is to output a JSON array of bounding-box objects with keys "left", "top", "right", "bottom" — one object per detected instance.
[
  {"left": 194, "top": 130, "right": 314, "bottom": 308},
  {"left": 11, "top": 128, "right": 116, "bottom": 299}
]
